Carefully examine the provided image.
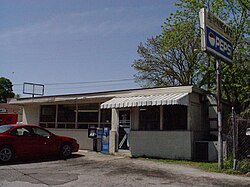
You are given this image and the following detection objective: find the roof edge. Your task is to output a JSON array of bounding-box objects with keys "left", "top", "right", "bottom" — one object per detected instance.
[{"left": 8, "top": 85, "right": 205, "bottom": 105}]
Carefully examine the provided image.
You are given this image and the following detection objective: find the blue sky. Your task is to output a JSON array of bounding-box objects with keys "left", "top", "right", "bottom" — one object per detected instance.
[{"left": 0, "top": 0, "right": 177, "bottom": 96}]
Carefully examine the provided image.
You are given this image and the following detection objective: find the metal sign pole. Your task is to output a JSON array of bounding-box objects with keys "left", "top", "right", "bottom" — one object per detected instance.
[
  {"left": 216, "top": 58, "right": 223, "bottom": 169},
  {"left": 32, "top": 84, "right": 35, "bottom": 98},
  {"left": 199, "top": 8, "right": 232, "bottom": 170},
  {"left": 232, "top": 107, "right": 237, "bottom": 170}
]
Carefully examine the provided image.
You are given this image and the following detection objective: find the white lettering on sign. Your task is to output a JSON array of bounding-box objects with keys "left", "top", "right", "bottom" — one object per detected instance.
[
  {"left": 199, "top": 8, "right": 233, "bottom": 64},
  {"left": 215, "top": 36, "right": 232, "bottom": 56}
]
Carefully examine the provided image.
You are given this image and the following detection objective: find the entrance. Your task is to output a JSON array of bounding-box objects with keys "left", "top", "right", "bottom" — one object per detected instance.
[{"left": 118, "top": 110, "right": 130, "bottom": 150}]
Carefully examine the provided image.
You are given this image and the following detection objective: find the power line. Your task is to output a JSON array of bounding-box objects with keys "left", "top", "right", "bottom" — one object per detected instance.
[
  {"left": 13, "top": 78, "right": 134, "bottom": 87},
  {"left": 45, "top": 82, "right": 135, "bottom": 91},
  {"left": 13, "top": 82, "right": 135, "bottom": 92}
]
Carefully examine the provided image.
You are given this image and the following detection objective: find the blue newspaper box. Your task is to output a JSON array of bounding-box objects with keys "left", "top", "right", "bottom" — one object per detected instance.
[{"left": 101, "top": 127, "right": 110, "bottom": 153}]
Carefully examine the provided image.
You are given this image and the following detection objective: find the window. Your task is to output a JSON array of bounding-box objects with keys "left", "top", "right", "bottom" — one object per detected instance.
[
  {"left": 101, "top": 109, "right": 111, "bottom": 128},
  {"left": 32, "top": 127, "right": 51, "bottom": 137},
  {"left": 78, "top": 104, "right": 99, "bottom": 122},
  {"left": 0, "top": 125, "right": 13, "bottom": 134},
  {"left": 40, "top": 105, "right": 56, "bottom": 122},
  {"left": 78, "top": 104, "right": 99, "bottom": 129},
  {"left": 57, "top": 104, "right": 76, "bottom": 129},
  {"left": 163, "top": 105, "right": 187, "bottom": 130},
  {"left": 101, "top": 109, "right": 111, "bottom": 123},
  {"left": 58, "top": 104, "right": 76, "bottom": 122},
  {"left": 139, "top": 106, "right": 160, "bottom": 131},
  {"left": 39, "top": 103, "right": 104, "bottom": 129},
  {"left": 40, "top": 105, "right": 56, "bottom": 128},
  {"left": 11, "top": 127, "right": 32, "bottom": 136}
]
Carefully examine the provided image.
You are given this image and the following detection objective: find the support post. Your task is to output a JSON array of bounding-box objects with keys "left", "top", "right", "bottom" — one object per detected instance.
[
  {"left": 216, "top": 59, "right": 223, "bottom": 169},
  {"left": 232, "top": 107, "right": 237, "bottom": 170},
  {"left": 110, "top": 109, "right": 119, "bottom": 153}
]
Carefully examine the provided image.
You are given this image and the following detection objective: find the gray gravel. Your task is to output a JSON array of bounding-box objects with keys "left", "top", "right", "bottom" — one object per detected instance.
[{"left": 0, "top": 150, "right": 250, "bottom": 186}]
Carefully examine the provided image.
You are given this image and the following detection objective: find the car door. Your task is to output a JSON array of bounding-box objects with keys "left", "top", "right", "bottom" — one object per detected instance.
[
  {"left": 10, "top": 127, "right": 41, "bottom": 157},
  {"left": 31, "top": 127, "right": 59, "bottom": 155}
]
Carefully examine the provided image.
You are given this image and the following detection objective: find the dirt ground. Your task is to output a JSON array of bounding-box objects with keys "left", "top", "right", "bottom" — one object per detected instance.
[{"left": 0, "top": 150, "right": 250, "bottom": 187}]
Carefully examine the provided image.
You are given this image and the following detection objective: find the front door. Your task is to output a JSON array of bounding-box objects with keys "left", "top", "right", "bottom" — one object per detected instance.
[{"left": 118, "top": 110, "right": 130, "bottom": 150}]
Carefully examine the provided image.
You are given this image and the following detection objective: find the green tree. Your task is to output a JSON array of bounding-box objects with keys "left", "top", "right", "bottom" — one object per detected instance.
[
  {"left": 204, "top": 0, "right": 250, "bottom": 114},
  {"left": 0, "top": 77, "right": 15, "bottom": 103},
  {"left": 132, "top": 0, "right": 250, "bottom": 114}
]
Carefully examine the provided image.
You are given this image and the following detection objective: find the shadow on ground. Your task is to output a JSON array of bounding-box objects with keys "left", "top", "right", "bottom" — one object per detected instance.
[{"left": 0, "top": 153, "right": 84, "bottom": 166}]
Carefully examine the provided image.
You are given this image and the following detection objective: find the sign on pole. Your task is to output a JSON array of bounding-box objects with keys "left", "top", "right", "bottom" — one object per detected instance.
[
  {"left": 199, "top": 8, "right": 233, "bottom": 64},
  {"left": 23, "top": 82, "right": 44, "bottom": 98},
  {"left": 200, "top": 8, "right": 233, "bottom": 169}
]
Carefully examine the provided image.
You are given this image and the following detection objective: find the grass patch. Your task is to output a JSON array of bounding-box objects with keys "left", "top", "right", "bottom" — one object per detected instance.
[{"left": 141, "top": 157, "right": 250, "bottom": 175}]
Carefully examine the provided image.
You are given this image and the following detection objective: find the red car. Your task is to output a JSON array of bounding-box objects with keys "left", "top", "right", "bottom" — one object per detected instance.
[{"left": 0, "top": 124, "right": 79, "bottom": 163}]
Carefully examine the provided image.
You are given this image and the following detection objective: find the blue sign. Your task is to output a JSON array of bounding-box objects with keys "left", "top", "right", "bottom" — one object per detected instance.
[
  {"left": 96, "top": 128, "right": 103, "bottom": 139},
  {"left": 206, "top": 26, "right": 233, "bottom": 63},
  {"left": 101, "top": 127, "right": 110, "bottom": 153}
]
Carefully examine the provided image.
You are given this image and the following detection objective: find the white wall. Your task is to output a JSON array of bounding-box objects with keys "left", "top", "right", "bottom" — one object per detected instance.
[
  {"left": 22, "top": 104, "right": 40, "bottom": 124},
  {"left": 130, "top": 131, "right": 192, "bottom": 160},
  {"left": 48, "top": 129, "right": 93, "bottom": 150}
]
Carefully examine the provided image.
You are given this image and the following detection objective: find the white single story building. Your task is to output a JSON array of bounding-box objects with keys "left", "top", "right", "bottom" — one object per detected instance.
[{"left": 8, "top": 85, "right": 222, "bottom": 161}]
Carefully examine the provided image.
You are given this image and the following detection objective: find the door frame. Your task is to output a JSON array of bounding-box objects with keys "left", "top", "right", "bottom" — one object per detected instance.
[{"left": 118, "top": 109, "right": 131, "bottom": 150}]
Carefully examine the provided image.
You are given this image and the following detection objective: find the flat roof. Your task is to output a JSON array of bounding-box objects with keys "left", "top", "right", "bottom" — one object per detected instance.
[{"left": 8, "top": 85, "right": 205, "bottom": 105}]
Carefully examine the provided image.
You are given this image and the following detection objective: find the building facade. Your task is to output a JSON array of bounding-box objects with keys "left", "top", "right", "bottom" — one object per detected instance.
[{"left": 9, "top": 86, "right": 217, "bottom": 160}]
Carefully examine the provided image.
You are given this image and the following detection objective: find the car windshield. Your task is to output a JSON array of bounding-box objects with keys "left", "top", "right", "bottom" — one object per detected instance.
[{"left": 0, "top": 125, "right": 13, "bottom": 134}]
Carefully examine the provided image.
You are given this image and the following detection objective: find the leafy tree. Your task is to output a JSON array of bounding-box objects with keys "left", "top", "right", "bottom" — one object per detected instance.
[
  {"left": 202, "top": 0, "right": 250, "bottom": 114},
  {"left": 132, "top": 0, "right": 249, "bottom": 114},
  {"left": 0, "top": 77, "right": 15, "bottom": 103}
]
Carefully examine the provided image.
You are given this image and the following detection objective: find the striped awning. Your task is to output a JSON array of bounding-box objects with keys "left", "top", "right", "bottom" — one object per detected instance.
[{"left": 100, "top": 93, "right": 189, "bottom": 109}]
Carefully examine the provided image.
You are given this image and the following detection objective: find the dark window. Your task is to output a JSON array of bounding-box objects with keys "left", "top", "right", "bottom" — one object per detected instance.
[
  {"left": 78, "top": 104, "right": 99, "bottom": 123},
  {"left": 40, "top": 105, "right": 56, "bottom": 122},
  {"left": 163, "top": 105, "right": 187, "bottom": 130},
  {"left": 58, "top": 104, "right": 76, "bottom": 122},
  {"left": 32, "top": 127, "right": 51, "bottom": 137},
  {"left": 101, "top": 109, "right": 111, "bottom": 123},
  {"left": 139, "top": 106, "right": 160, "bottom": 131},
  {"left": 101, "top": 109, "right": 111, "bottom": 128},
  {"left": 10, "top": 127, "right": 32, "bottom": 136},
  {"left": 78, "top": 124, "right": 90, "bottom": 129},
  {"left": 119, "top": 110, "right": 130, "bottom": 127}
]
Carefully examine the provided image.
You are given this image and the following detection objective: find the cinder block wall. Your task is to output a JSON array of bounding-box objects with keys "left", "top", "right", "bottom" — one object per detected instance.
[{"left": 130, "top": 131, "right": 192, "bottom": 160}]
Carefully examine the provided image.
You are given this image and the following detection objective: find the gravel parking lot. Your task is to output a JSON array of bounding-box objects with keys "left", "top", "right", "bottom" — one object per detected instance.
[{"left": 0, "top": 150, "right": 250, "bottom": 187}]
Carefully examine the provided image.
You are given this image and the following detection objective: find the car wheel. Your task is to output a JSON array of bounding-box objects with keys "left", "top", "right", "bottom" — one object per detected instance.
[
  {"left": 0, "top": 146, "right": 14, "bottom": 163},
  {"left": 60, "top": 143, "right": 72, "bottom": 158}
]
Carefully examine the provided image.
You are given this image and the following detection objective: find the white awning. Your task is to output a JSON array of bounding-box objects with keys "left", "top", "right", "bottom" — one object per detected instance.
[{"left": 100, "top": 93, "right": 189, "bottom": 109}]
